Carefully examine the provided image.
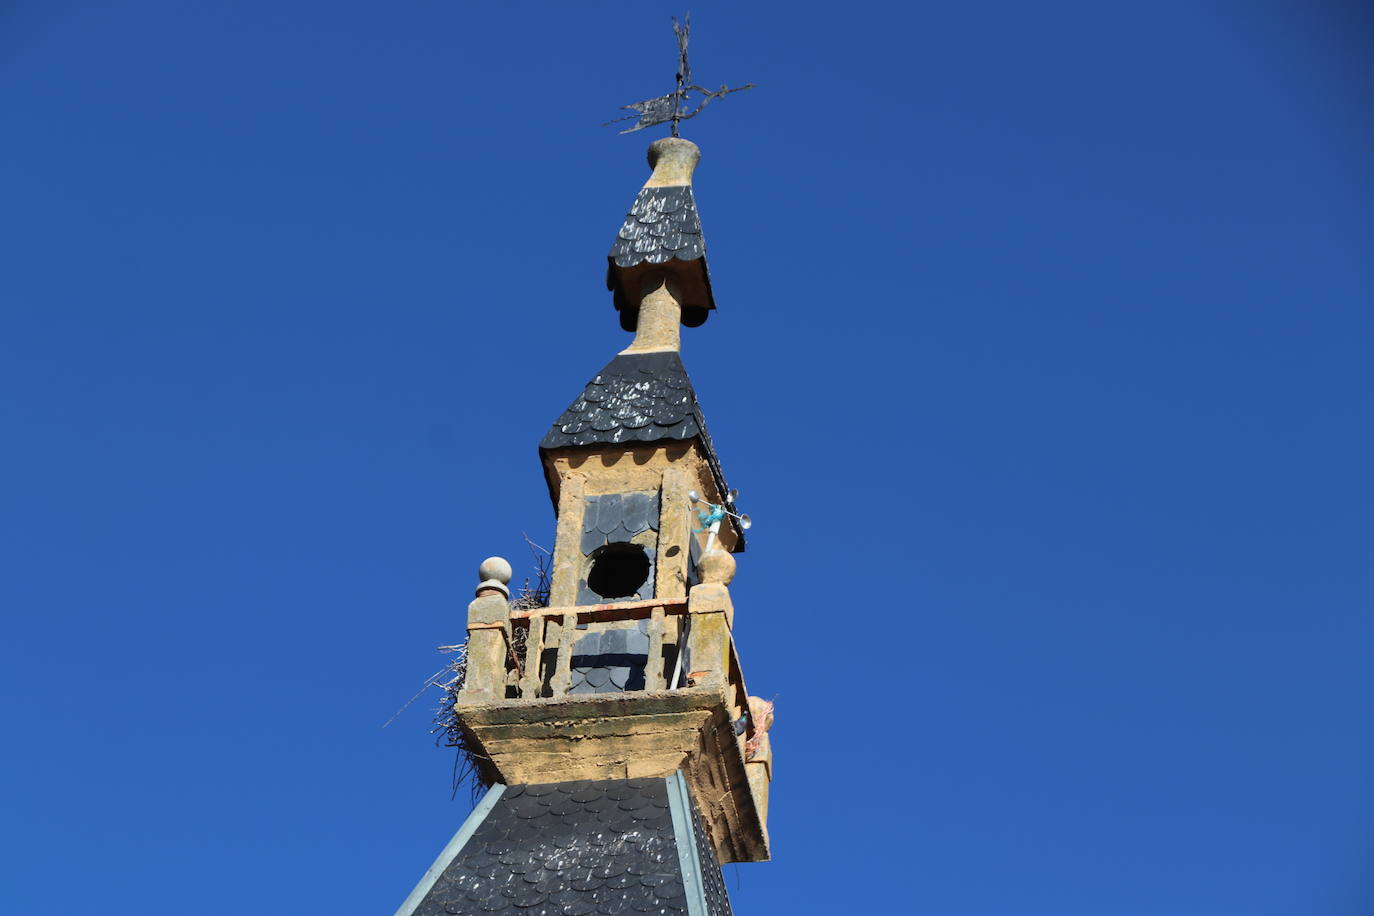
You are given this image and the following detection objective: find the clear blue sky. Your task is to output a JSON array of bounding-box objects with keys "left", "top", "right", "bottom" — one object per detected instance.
[{"left": 3, "top": 3, "right": 1372, "bottom": 914}]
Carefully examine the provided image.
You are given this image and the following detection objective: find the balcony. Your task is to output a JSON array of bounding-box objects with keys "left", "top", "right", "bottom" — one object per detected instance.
[{"left": 450, "top": 558, "right": 771, "bottom": 864}]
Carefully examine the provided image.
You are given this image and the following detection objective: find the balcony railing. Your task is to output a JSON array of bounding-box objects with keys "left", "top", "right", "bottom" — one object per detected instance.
[
  {"left": 508, "top": 597, "right": 689, "bottom": 698},
  {"left": 450, "top": 557, "right": 773, "bottom": 864},
  {"left": 457, "top": 573, "right": 753, "bottom": 745}
]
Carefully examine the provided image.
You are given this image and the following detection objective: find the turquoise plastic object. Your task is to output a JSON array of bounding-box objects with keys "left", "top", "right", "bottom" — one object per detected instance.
[{"left": 694, "top": 503, "right": 725, "bottom": 533}]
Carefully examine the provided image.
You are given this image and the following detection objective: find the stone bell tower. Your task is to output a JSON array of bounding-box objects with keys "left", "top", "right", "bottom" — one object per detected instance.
[{"left": 394, "top": 137, "right": 772, "bottom": 916}]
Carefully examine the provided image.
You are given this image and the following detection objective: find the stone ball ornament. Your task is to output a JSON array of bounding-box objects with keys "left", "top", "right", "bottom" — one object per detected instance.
[
  {"left": 478, "top": 556, "right": 512, "bottom": 584},
  {"left": 476, "top": 555, "right": 512, "bottom": 598}
]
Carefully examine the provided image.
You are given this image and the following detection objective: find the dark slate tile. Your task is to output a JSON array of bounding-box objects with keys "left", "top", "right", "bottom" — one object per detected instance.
[
  {"left": 608, "top": 187, "right": 706, "bottom": 269},
  {"left": 597, "top": 628, "right": 628, "bottom": 655},
  {"left": 593, "top": 494, "right": 623, "bottom": 535},
  {"left": 619, "top": 492, "right": 656, "bottom": 535},
  {"left": 617, "top": 411, "right": 653, "bottom": 430},
  {"left": 581, "top": 528, "right": 607, "bottom": 556}
]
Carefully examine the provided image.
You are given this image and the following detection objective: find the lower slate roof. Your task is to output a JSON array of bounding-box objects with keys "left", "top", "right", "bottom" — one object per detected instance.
[{"left": 396, "top": 773, "right": 731, "bottom": 916}]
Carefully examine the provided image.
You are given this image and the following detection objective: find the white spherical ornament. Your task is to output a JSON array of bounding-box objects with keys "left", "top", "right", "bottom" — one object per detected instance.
[{"left": 478, "top": 556, "right": 512, "bottom": 585}]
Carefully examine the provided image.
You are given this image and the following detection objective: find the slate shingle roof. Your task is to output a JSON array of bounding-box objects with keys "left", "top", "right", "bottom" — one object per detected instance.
[
  {"left": 539, "top": 351, "right": 743, "bottom": 550},
  {"left": 605, "top": 186, "right": 716, "bottom": 328},
  {"left": 608, "top": 187, "right": 707, "bottom": 268},
  {"left": 404, "top": 776, "right": 731, "bottom": 916},
  {"left": 540, "top": 352, "right": 702, "bottom": 449}
]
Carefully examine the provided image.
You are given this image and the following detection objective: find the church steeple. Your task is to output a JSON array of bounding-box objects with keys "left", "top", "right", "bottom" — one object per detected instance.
[{"left": 395, "top": 35, "right": 768, "bottom": 916}]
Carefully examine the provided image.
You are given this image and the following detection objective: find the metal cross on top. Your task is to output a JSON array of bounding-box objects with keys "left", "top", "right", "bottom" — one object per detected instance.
[{"left": 607, "top": 14, "right": 754, "bottom": 137}]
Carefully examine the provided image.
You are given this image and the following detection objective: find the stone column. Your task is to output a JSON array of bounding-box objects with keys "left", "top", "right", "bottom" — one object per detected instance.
[
  {"left": 620, "top": 274, "right": 683, "bottom": 354},
  {"left": 685, "top": 548, "right": 736, "bottom": 690},
  {"left": 548, "top": 474, "right": 586, "bottom": 607},
  {"left": 459, "top": 557, "right": 511, "bottom": 703}
]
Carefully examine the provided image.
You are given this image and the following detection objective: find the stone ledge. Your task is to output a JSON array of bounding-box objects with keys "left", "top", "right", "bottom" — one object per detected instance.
[{"left": 456, "top": 687, "right": 769, "bottom": 864}]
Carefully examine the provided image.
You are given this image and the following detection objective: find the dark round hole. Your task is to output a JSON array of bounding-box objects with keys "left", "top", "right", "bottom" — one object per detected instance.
[{"left": 587, "top": 543, "right": 651, "bottom": 600}]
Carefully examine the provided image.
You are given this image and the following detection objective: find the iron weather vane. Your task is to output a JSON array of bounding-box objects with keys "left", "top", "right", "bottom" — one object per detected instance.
[{"left": 605, "top": 14, "right": 755, "bottom": 137}]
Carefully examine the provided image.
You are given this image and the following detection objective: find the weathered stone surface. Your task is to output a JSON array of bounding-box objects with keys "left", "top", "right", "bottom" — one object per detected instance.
[
  {"left": 620, "top": 275, "right": 684, "bottom": 354},
  {"left": 468, "top": 594, "right": 509, "bottom": 626},
  {"left": 455, "top": 687, "right": 768, "bottom": 863},
  {"left": 544, "top": 443, "right": 741, "bottom": 594},
  {"left": 696, "top": 549, "right": 735, "bottom": 586},
  {"left": 644, "top": 137, "right": 701, "bottom": 188},
  {"left": 549, "top": 475, "right": 586, "bottom": 607}
]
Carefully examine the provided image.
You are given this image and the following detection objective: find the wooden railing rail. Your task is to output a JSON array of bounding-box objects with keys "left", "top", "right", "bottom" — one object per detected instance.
[
  {"left": 510, "top": 596, "right": 688, "bottom": 623},
  {"left": 463, "top": 587, "right": 747, "bottom": 709},
  {"left": 510, "top": 597, "right": 691, "bottom": 698}
]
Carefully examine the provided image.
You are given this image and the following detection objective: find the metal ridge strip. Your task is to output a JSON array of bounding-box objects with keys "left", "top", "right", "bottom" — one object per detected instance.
[
  {"left": 666, "top": 770, "right": 708, "bottom": 916},
  {"left": 393, "top": 783, "right": 507, "bottom": 916}
]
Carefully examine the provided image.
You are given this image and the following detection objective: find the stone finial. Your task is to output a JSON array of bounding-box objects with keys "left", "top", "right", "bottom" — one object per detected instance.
[
  {"left": 644, "top": 137, "right": 700, "bottom": 188},
  {"left": 606, "top": 136, "right": 714, "bottom": 331},
  {"left": 697, "top": 548, "right": 736, "bottom": 585},
  {"left": 476, "top": 556, "right": 512, "bottom": 598}
]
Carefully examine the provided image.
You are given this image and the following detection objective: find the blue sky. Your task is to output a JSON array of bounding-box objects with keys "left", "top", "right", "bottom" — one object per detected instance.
[{"left": 2, "top": 2, "right": 1372, "bottom": 914}]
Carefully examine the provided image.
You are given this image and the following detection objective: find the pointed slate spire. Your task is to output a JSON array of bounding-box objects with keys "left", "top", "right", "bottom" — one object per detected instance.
[{"left": 543, "top": 137, "right": 741, "bottom": 548}]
